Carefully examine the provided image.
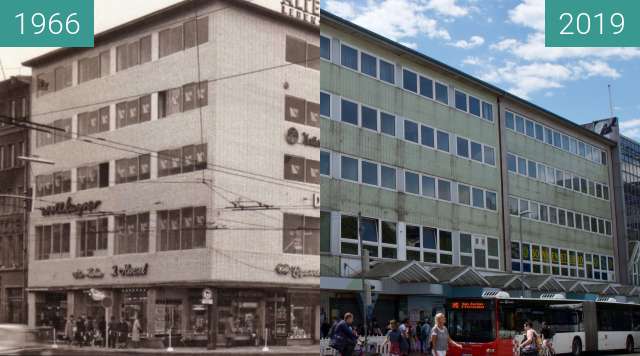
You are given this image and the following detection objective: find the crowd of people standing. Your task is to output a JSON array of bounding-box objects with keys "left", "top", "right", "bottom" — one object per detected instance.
[{"left": 62, "top": 314, "right": 142, "bottom": 348}]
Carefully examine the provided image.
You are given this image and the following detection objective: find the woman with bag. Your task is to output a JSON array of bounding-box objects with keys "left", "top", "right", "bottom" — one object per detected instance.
[
  {"left": 383, "top": 320, "right": 402, "bottom": 356},
  {"left": 519, "top": 321, "right": 539, "bottom": 356}
]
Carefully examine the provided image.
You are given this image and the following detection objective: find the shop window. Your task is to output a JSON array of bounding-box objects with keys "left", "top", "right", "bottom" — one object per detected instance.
[
  {"left": 114, "top": 213, "right": 149, "bottom": 254},
  {"left": 157, "top": 207, "right": 206, "bottom": 251},
  {"left": 35, "top": 223, "right": 70, "bottom": 260},
  {"left": 289, "top": 293, "right": 317, "bottom": 340},
  {"left": 283, "top": 213, "right": 319, "bottom": 255},
  {"left": 77, "top": 218, "right": 108, "bottom": 257}
]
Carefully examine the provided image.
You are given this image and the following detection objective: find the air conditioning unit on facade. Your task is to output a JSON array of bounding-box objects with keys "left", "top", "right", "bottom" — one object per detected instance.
[{"left": 539, "top": 293, "right": 565, "bottom": 299}]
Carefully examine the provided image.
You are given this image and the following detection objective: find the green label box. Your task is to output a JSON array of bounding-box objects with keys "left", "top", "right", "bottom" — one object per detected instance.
[
  {"left": 0, "top": 0, "right": 94, "bottom": 47},
  {"left": 546, "top": 0, "right": 640, "bottom": 47}
]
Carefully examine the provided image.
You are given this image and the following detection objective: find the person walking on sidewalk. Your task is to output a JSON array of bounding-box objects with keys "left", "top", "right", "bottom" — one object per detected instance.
[
  {"left": 131, "top": 314, "right": 142, "bottom": 348},
  {"left": 431, "top": 313, "right": 462, "bottom": 356},
  {"left": 108, "top": 316, "right": 117, "bottom": 348},
  {"left": 330, "top": 312, "right": 357, "bottom": 356},
  {"left": 383, "top": 320, "right": 402, "bottom": 356},
  {"left": 64, "top": 315, "right": 75, "bottom": 345}
]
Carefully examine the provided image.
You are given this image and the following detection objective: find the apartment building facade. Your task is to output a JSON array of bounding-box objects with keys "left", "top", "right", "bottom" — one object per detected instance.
[
  {"left": 24, "top": 0, "right": 319, "bottom": 347},
  {"left": 319, "top": 10, "right": 631, "bottom": 326},
  {"left": 0, "top": 76, "right": 30, "bottom": 324}
]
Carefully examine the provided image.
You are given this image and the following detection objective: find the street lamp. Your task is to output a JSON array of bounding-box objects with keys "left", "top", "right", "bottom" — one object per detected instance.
[
  {"left": 518, "top": 210, "right": 532, "bottom": 297},
  {"left": 17, "top": 155, "right": 55, "bottom": 166}
]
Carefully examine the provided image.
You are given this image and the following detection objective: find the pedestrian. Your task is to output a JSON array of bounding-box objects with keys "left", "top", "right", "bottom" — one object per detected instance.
[
  {"left": 430, "top": 313, "right": 462, "bottom": 356},
  {"left": 131, "top": 314, "right": 142, "bottom": 348},
  {"left": 518, "top": 320, "right": 539, "bottom": 356},
  {"left": 540, "top": 321, "right": 555, "bottom": 355},
  {"left": 399, "top": 319, "right": 410, "bottom": 356},
  {"left": 64, "top": 315, "right": 75, "bottom": 344},
  {"left": 330, "top": 312, "right": 358, "bottom": 356},
  {"left": 421, "top": 318, "right": 432, "bottom": 354},
  {"left": 118, "top": 316, "right": 129, "bottom": 348},
  {"left": 107, "top": 316, "right": 117, "bottom": 348},
  {"left": 98, "top": 317, "right": 106, "bottom": 347},
  {"left": 75, "top": 315, "right": 85, "bottom": 346},
  {"left": 85, "top": 316, "right": 94, "bottom": 346},
  {"left": 382, "top": 320, "right": 402, "bottom": 356}
]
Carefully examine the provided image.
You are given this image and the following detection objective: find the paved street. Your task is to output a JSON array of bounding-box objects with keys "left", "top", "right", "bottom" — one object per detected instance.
[{"left": 0, "top": 344, "right": 318, "bottom": 356}]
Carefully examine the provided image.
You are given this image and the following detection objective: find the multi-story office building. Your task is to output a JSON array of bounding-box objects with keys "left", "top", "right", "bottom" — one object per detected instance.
[
  {"left": 0, "top": 76, "right": 30, "bottom": 324},
  {"left": 24, "top": 0, "right": 320, "bottom": 347},
  {"left": 320, "top": 10, "right": 635, "bottom": 326},
  {"left": 585, "top": 117, "right": 640, "bottom": 286}
]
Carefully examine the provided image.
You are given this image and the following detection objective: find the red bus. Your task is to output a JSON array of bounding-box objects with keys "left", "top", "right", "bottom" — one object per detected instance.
[{"left": 445, "top": 293, "right": 639, "bottom": 356}]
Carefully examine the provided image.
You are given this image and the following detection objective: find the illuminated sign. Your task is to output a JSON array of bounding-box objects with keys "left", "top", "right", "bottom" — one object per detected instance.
[{"left": 450, "top": 301, "right": 487, "bottom": 310}]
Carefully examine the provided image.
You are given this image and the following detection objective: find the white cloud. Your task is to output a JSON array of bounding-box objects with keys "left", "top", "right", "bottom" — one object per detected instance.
[
  {"left": 401, "top": 42, "right": 419, "bottom": 49},
  {"left": 620, "top": 119, "right": 640, "bottom": 139},
  {"left": 449, "top": 35, "right": 484, "bottom": 49},
  {"left": 574, "top": 60, "right": 621, "bottom": 79},
  {"left": 462, "top": 56, "right": 482, "bottom": 66},
  {"left": 425, "top": 0, "right": 469, "bottom": 17},
  {"left": 323, "top": 0, "right": 477, "bottom": 43},
  {"left": 325, "top": 0, "right": 356, "bottom": 18},
  {"left": 508, "top": 0, "right": 545, "bottom": 31}
]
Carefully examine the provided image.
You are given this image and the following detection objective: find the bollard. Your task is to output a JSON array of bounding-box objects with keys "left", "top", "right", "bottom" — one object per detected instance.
[
  {"left": 52, "top": 328, "right": 58, "bottom": 348},
  {"left": 166, "top": 328, "right": 174, "bottom": 352},
  {"left": 262, "top": 328, "right": 269, "bottom": 352}
]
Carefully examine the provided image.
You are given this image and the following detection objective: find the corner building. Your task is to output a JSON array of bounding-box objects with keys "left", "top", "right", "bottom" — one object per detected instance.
[
  {"left": 320, "top": 10, "right": 636, "bottom": 327},
  {"left": 25, "top": 0, "right": 320, "bottom": 347}
]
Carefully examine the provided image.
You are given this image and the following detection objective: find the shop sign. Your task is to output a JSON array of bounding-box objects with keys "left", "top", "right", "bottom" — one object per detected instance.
[
  {"left": 39, "top": 197, "right": 101, "bottom": 217},
  {"left": 72, "top": 267, "right": 105, "bottom": 279},
  {"left": 202, "top": 288, "right": 214, "bottom": 305},
  {"left": 281, "top": 0, "right": 319, "bottom": 26},
  {"left": 285, "top": 127, "right": 320, "bottom": 147},
  {"left": 274, "top": 263, "right": 320, "bottom": 279},
  {"left": 111, "top": 263, "right": 148, "bottom": 277}
]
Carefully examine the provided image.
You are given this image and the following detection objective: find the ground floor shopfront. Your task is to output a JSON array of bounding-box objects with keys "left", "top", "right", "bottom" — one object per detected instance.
[
  {"left": 0, "top": 269, "right": 24, "bottom": 324},
  {"left": 31, "top": 285, "right": 320, "bottom": 348}
]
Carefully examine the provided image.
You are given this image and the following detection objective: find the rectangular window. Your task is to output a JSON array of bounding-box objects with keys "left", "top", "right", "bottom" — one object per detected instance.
[
  {"left": 486, "top": 191, "right": 497, "bottom": 211},
  {"left": 517, "top": 157, "right": 527, "bottom": 175},
  {"left": 435, "top": 82, "right": 448, "bottom": 104},
  {"left": 361, "top": 52, "right": 377, "bottom": 77},
  {"left": 549, "top": 207, "right": 558, "bottom": 224},
  {"left": 469, "top": 96, "right": 481, "bottom": 117},
  {"left": 422, "top": 176, "right": 436, "bottom": 198},
  {"left": 456, "top": 137, "right": 469, "bottom": 158},
  {"left": 419, "top": 76, "right": 433, "bottom": 98},
  {"left": 156, "top": 208, "right": 205, "bottom": 252},
  {"left": 421, "top": 125, "right": 434, "bottom": 148},
  {"left": 535, "top": 123, "right": 544, "bottom": 140},
  {"left": 472, "top": 188, "right": 484, "bottom": 208},
  {"left": 361, "top": 160, "right": 378, "bottom": 186},
  {"left": 405, "top": 172, "right": 420, "bottom": 194},
  {"left": 484, "top": 146, "right": 495, "bottom": 166},
  {"left": 54, "top": 65, "right": 72, "bottom": 91},
  {"left": 159, "top": 25, "right": 184, "bottom": 58},
  {"left": 320, "top": 92, "right": 330, "bottom": 118},
  {"left": 361, "top": 105, "right": 377, "bottom": 131},
  {"left": 525, "top": 120, "right": 534, "bottom": 137},
  {"left": 380, "top": 60, "right": 395, "bottom": 84},
  {"left": 380, "top": 112, "right": 395, "bottom": 136},
  {"left": 470, "top": 142, "right": 482, "bottom": 162},
  {"left": 320, "top": 35, "right": 331, "bottom": 60},
  {"left": 507, "top": 154, "right": 516, "bottom": 173},
  {"left": 283, "top": 213, "right": 319, "bottom": 255},
  {"left": 458, "top": 184, "right": 470, "bottom": 205},
  {"left": 506, "top": 112, "right": 515, "bottom": 130},
  {"left": 381, "top": 165, "right": 396, "bottom": 190},
  {"left": 515, "top": 115, "right": 525, "bottom": 133},
  {"left": 438, "top": 179, "right": 451, "bottom": 201},
  {"left": 436, "top": 131, "right": 449, "bottom": 152},
  {"left": 509, "top": 197, "right": 519, "bottom": 215},
  {"left": 340, "top": 156, "right": 358, "bottom": 181},
  {"left": 340, "top": 44, "right": 358, "bottom": 70},
  {"left": 158, "top": 88, "right": 182, "bottom": 118},
  {"left": 527, "top": 160, "right": 537, "bottom": 178},
  {"left": 403, "top": 69, "right": 417, "bottom": 92},
  {"left": 77, "top": 218, "right": 108, "bottom": 257},
  {"left": 340, "top": 99, "right": 358, "bottom": 126},
  {"left": 404, "top": 120, "right": 419, "bottom": 143},
  {"left": 455, "top": 90, "right": 467, "bottom": 112},
  {"left": 320, "top": 151, "right": 330, "bottom": 176}
]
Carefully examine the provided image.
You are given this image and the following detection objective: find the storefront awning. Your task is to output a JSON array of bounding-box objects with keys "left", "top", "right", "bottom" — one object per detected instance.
[
  {"left": 426, "top": 266, "right": 490, "bottom": 287},
  {"left": 485, "top": 274, "right": 528, "bottom": 290},
  {"left": 363, "top": 261, "right": 437, "bottom": 283},
  {"left": 557, "top": 280, "right": 588, "bottom": 293},
  {"left": 615, "top": 285, "right": 638, "bottom": 297},
  {"left": 581, "top": 283, "right": 618, "bottom": 295},
  {"left": 520, "top": 275, "right": 565, "bottom": 292}
]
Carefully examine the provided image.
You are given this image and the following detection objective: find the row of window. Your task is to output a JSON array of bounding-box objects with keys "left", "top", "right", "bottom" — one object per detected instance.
[
  {"left": 334, "top": 212, "right": 500, "bottom": 269},
  {"left": 506, "top": 110, "right": 606, "bottom": 165},
  {"left": 35, "top": 144, "right": 207, "bottom": 197},
  {"left": 285, "top": 35, "right": 319, "bottom": 70},
  {"left": 509, "top": 195, "right": 612, "bottom": 237},
  {"left": 0, "top": 188, "right": 24, "bottom": 216},
  {"left": 284, "top": 155, "right": 320, "bottom": 185},
  {"left": 34, "top": 206, "right": 207, "bottom": 260},
  {"left": 507, "top": 152, "right": 609, "bottom": 201},
  {"left": 285, "top": 95, "right": 320, "bottom": 128},
  {"left": 36, "top": 81, "right": 208, "bottom": 148},
  {"left": 0, "top": 98, "right": 28, "bottom": 122},
  {"left": 322, "top": 152, "right": 498, "bottom": 211},
  {"left": 320, "top": 34, "right": 494, "bottom": 123},
  {"left": 511, "top": 241, "right": 614, "bottom": 281},
  {"left": 282, "top": 213, "right": 320, "bottom": 255},
  {"left": 0, "top": 143, "right": 25, "bottom": 171},
  {"left": 321, "top": 93, "right": 496, "bottom": 167},
  {"left": 37, "top": 17, "right": 210, "bottom": 96},
  {"left": 0, "top": 234, "right": 23, "bottom": 268}
]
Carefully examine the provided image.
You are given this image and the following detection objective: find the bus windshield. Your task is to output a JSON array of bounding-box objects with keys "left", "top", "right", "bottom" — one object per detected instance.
[{"left": 447, "top": 300, "right": 496, "bottom": 343}]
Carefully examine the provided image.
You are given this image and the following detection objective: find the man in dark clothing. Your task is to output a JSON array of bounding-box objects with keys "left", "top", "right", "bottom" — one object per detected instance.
[
  {"left": 98, "top": 317, "right": 106, "bottom": 347},
  {"left": 108, "top": 316, "right": 118, "bottom": 348},
  {"left": 321, "top": 320, "right": 331, "bottom": 339},
  {"left": 75, "top": 316, "right": 86, "bottom": 346},
  {"left": 331, "top": 313, "right": 358, "bottom": 356}
]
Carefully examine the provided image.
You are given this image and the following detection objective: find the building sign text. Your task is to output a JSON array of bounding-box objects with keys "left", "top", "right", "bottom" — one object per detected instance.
[
  {"left": 39, "top": 197, "right": 101, "bottom": 217},
  {"left": 112, "top": 263, "right": 148, "bottom": 277},
  {"left": 281, "top": 0, "right": 319, "bottom": 26},
  {"left": 275, "top": 263, "right": 320, "bottom": 279}
]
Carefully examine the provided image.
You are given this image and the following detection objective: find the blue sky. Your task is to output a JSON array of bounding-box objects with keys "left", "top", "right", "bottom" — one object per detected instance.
[{"left": 323, "top": 0, "right": 640, "bottom": 140}]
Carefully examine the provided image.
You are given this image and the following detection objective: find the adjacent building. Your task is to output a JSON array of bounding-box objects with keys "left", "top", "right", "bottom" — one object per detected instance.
[
  {"left": 320, "top": 10, "right": 635, "bottom": 327},
  {"left": 24, "top": 0, "right": 319, "bottom": 348},
  {"left": 0, "top": 75, "right": 30, "bottom": 324}
]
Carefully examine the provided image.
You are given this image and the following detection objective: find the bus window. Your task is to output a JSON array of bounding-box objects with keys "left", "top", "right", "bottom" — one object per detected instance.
[{"left": 448, "top": 306, "right": 495, "bottom": 343}]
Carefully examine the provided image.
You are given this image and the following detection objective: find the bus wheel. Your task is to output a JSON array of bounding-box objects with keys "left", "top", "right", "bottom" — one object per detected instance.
[
  {"left": 571, "top": 337, "right": 582, "bottom": 356},
  {"left": 626, "top": 336, "right": 634, "bottom": 353}
]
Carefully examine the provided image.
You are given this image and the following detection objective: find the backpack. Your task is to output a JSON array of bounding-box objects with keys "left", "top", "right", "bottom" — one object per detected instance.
[
  {"left": 328, "top": 321, "right": 338, "bottom": 338},
  {"left": 534, "top": 331, "right": 543, "bottom": 349}
]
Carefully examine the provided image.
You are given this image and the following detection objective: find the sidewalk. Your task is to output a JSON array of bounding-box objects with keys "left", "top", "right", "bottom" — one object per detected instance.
[{"left": 44, "top": 344, "right": 319, "bottom": 355}]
